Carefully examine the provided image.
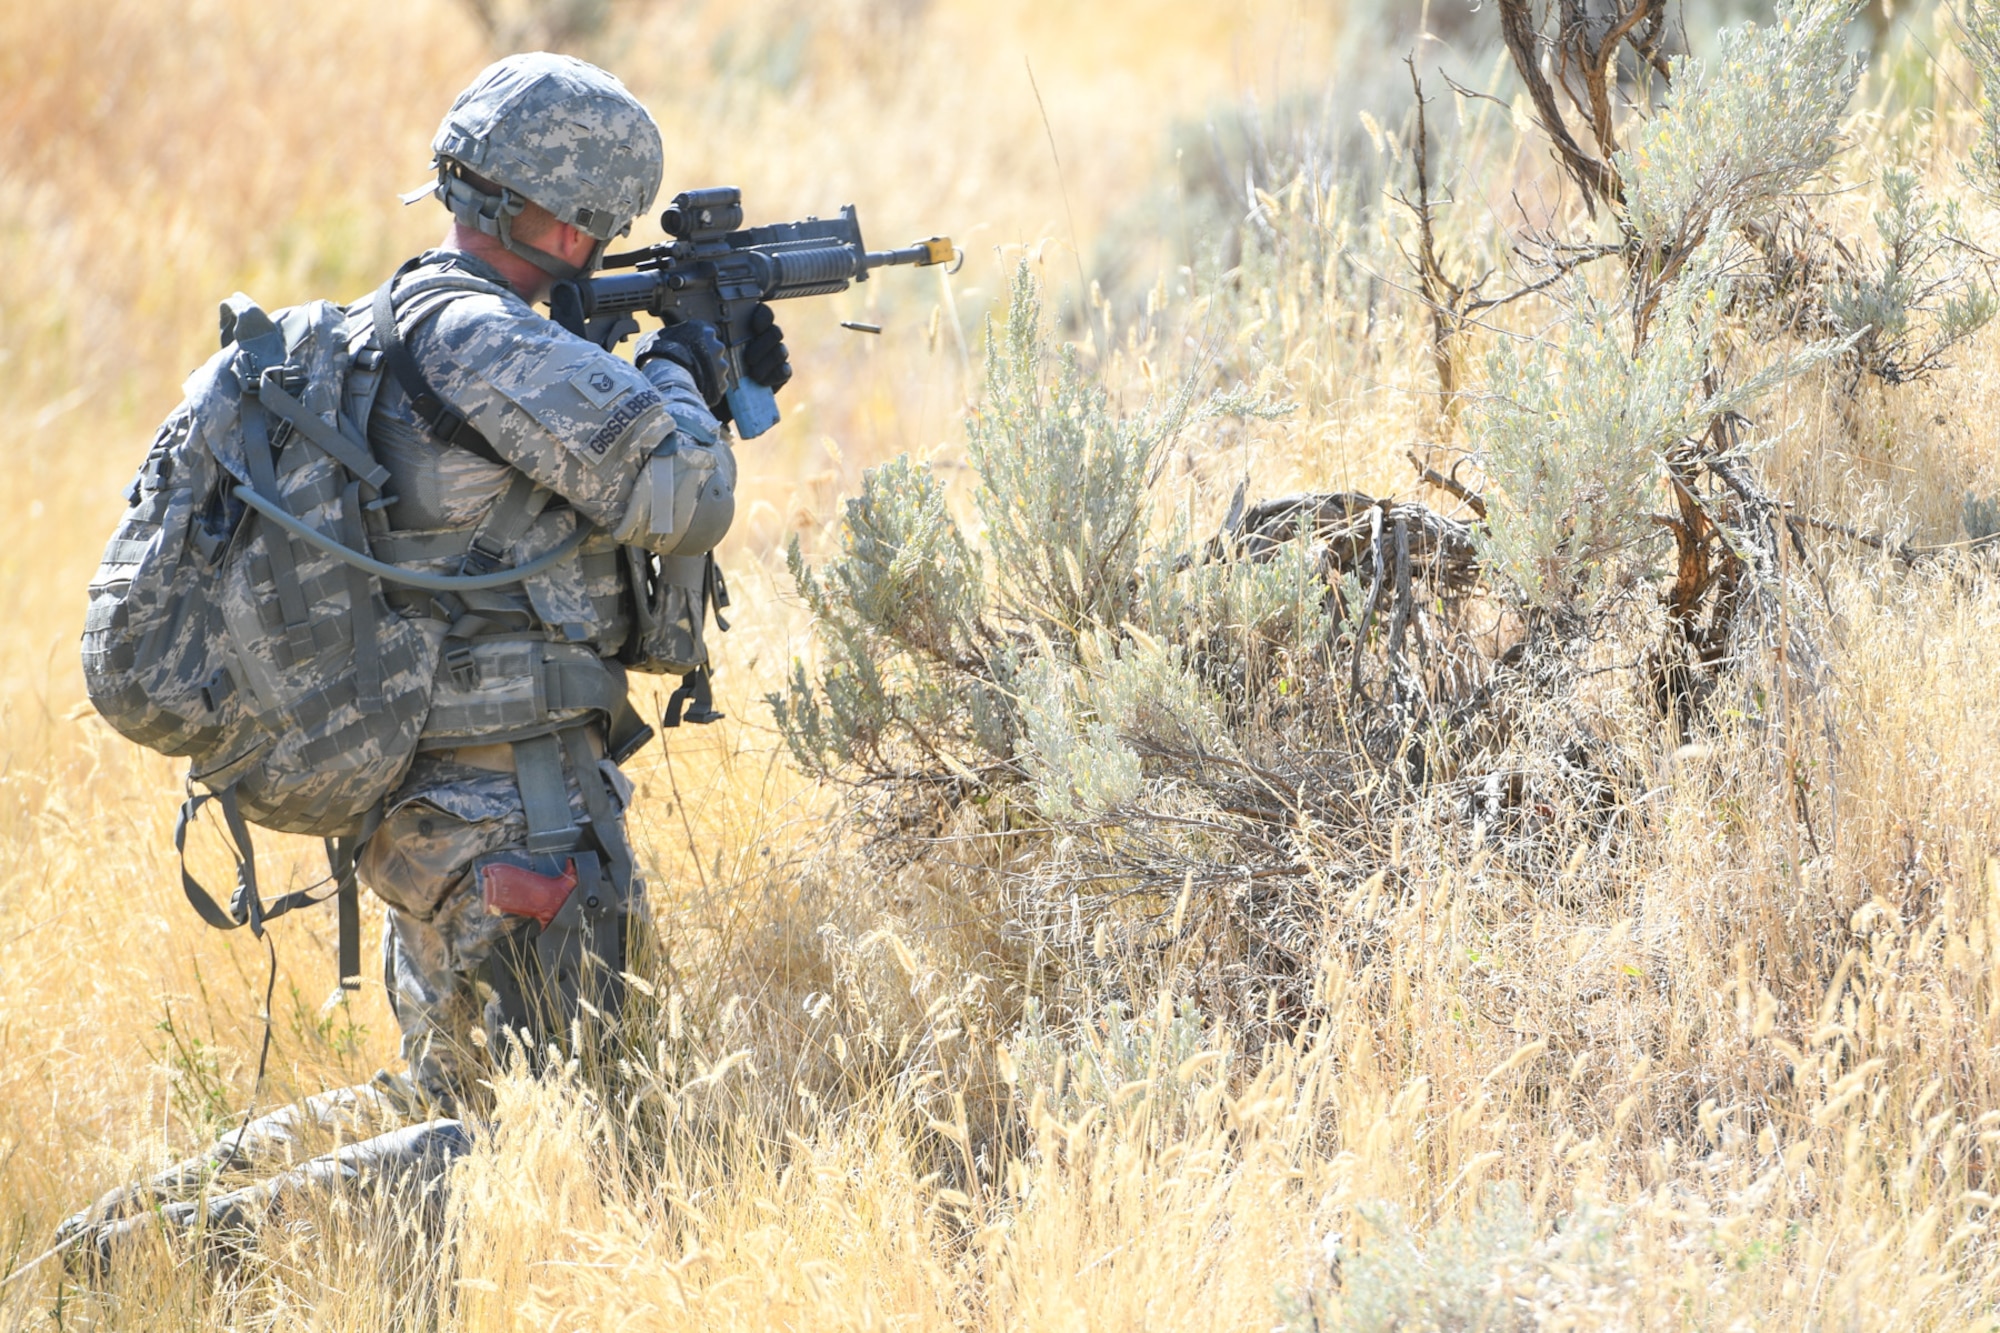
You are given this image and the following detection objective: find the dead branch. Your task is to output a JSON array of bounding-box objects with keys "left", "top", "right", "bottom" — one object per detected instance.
[
  {"left": 1496, "top": 0, "right": 1622, "bottom": 209},
  {"left": 1406, "top": 448, "right": 1489, "bottom": 519},
  {"left": 1406, "top": 57, "right": 1463, "bottom": 411}
]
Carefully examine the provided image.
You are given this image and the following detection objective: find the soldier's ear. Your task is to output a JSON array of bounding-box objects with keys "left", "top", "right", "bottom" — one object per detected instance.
[{"left": 557, "top": 222, "right": 598, "bottom": 267}]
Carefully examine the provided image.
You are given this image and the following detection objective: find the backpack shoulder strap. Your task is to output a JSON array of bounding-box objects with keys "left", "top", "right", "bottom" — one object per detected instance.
[{"left": 371, "top": 273, "right": 509, "bottom": 468}]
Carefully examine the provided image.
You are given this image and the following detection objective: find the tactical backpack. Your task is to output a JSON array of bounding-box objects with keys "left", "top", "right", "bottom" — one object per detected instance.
[
  {"left": 82, "top": 283, "right": 715, "bottom": 985},
  {"left": 84, "top": 296, "right": 439, "bottom": 981}
]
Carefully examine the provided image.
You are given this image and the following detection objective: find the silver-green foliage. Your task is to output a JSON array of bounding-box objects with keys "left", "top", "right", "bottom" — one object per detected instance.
[
  {"left": 1825, "top": 166, "right": 1997, "bottom": 382},
  {"left": 1476, "top": 245, "right": 1832, "bottom": 609},
  {"left": 1965, "top": 0, "right": 2000, "bottom": 197},
  {"left": 777, "top": 263, "right": 1273, "bottom": 800},
  {"left": 1619, "top": 0, "right": 1860, "bottom": 257},
  {"left": 775, "top": 455, "right": 1009, "bottom": 776},
  {"left": 1473, "top": 0, "right": 1859, "bottom": 612},
  {"left": 1016, "top": 630, "right": 1224, "bottom": 820},
  {"left": 1006, "top": 994, "right": 1225, "bottom": 1129},
  {"left": 1281, "top": 1190, "right": 1631, "bottom": 1332},
  {"left": 967, "top": 264, "right": 1195, "bottom": 640}
]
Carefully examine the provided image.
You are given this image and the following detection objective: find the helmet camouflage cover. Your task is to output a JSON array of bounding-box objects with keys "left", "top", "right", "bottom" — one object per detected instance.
[{"left": 431, "top": 53, "right": 664, "bottom": 273}]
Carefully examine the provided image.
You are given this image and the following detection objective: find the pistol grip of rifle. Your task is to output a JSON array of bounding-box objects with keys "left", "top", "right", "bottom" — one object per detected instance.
[{"left": 725, "top": 379, "right": 781, "bottom": 440}]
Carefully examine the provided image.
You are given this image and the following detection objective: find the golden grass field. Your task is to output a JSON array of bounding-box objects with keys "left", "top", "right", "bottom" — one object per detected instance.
[{"left": 6, "top": 0, "right": 2000, "bottom": 1327}]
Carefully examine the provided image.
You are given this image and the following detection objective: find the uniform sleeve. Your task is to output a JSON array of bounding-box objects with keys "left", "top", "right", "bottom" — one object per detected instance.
[
  {"left": 414, "top": 293, "right": 676, "bottom": 533},
  {"left": 637, "top": 356, "right": 721, "bottom": 440}
]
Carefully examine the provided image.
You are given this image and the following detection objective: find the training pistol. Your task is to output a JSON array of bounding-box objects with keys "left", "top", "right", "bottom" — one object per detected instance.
[{"left": 565, "top": 187, "right": 958, "bottom": 438}]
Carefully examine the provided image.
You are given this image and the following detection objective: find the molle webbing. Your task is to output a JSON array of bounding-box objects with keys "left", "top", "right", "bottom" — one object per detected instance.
[
  {"left": 507, "top": 725, "right": 636, "bottom": 901},
  {"left": 418, "top": 639, "right": 626, "bottom": 743},
  {"left": 254, "top": 375, "right": 392, "bottom": 493},
  {"left": 238, "top": 391, "right": 316, "bottom": 662}
]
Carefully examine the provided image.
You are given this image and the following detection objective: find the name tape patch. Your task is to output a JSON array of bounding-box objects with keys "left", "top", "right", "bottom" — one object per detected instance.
[{"left": 583, "top": 387, "right": 663, "bottom": 458}]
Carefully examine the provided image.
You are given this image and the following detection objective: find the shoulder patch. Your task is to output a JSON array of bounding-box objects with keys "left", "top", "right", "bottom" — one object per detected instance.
[
  {"left": 570, "top": 365, "right": 632, "bottom": 410},
  {"left": 583, "top": 388, "right": 665, "bottom": 458}
]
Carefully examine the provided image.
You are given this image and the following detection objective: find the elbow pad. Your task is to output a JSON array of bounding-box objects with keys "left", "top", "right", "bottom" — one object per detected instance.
[{"left": 613, "top": 425, "right": 736, "bottom": 556}]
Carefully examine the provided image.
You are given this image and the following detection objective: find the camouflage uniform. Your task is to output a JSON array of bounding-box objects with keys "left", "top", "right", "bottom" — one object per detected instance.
[
  {"left": 339, "top": 53, "right": 724, "bottom": 1106},
  {"left": 352, "top": 246, "right": 723, "bottom": 1104},
  {"left": 57, "top": 54, "right": 737, "bottom": 1270}
]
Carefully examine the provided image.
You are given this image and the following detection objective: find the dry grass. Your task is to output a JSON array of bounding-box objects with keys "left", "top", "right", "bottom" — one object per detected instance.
[{"left": 5, "top": 0, "right": 2000, "bottom": 1328}]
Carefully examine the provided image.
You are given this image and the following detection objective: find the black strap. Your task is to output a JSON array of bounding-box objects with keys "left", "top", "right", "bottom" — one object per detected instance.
[
  {"left": 664, "top": 665, "right": 724, "bottom": 727},
  {"left": 178, "top": 786, "right": 378, "bottom": 958},
  {"left": 706, "top": 553, "right": 731, "bottom": 632},
  {"left": 338, "top": 871, "right": 361, "bottom": 990},
  {"left": 324, "top": 805, "right": 382, "bottom": 992},
  {"left": 176, "top": 787, "right": 262, "bottom": 934},
  {"left": 340, "top": 480, "right": 384, "bottom": 710},
  {"left": 370, "top": 274, "right": 508, "bottom": 467},
  {"left": 559, "top": 725, "right": 634, "bottom": 895}
]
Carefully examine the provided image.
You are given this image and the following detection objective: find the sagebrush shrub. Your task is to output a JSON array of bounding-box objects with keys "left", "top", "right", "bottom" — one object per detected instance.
[{"left": 776, "top": 262, "right": 1271, "bottom": 795}]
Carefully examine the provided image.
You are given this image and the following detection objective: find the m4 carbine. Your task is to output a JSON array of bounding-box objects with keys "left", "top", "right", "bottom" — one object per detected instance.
[{"left": 561, "top": 187, "right": 957, "bottom": 438}]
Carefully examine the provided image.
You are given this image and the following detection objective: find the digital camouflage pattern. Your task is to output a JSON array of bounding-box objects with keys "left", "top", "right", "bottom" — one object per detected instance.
[
  {"left": 431, "top": 53, "right": 664, "bottom": 243},
  {"left": 58, "top": 1076, "right": 468, "bottom": 1271},
  {"left": 67, "top": 56, "right": 733, "bottom": 1264},
  {"left": 84, "top": 297, "right": 442, "bottom": 838},
  {"left": 369, "top": 251, "right": 731, "bottom": 561},
  {"left": 361, "top": 746, "right": 644, "bottom": 1103},
  {"left": 348, "top": 250, "right": 716, "bottom": 1102},
  {"left": 362, "top": 752, "right": 572, "bottom": 1100}
]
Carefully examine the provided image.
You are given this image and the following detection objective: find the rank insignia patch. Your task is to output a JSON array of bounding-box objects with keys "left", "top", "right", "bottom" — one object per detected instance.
[{"left": 570, "top": 365, "right": 631, "bottom": 409}]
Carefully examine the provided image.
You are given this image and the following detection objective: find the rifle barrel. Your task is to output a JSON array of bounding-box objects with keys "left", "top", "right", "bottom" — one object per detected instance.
[{"left": 865, "top": 238, "right": 958, "bottom": 271}]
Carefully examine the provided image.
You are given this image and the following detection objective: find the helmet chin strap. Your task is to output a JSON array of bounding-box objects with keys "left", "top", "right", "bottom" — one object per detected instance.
[{"left": 436, "top": 168, "right": 600, "bottom": 283}]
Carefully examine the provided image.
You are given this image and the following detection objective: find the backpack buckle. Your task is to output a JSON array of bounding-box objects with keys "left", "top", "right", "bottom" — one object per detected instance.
[
  {"left": 443, "top": 642, "right": 480, "bottom": 689},
  {"left": 460, "top": 535, "right": 508, "bottom": 577}
]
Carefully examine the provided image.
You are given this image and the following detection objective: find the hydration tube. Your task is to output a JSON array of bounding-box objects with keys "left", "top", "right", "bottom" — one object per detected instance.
[{"left": 232, "top": 485, "right": 591, "bottom": 592}]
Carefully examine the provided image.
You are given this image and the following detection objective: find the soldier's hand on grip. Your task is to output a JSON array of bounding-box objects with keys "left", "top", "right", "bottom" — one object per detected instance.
[
  {"left": 634, "top": 320, "right": 730, "bottom": 408},
  {"left": 635, "top": 303, "right": 790, "bottom": 427},
  {"left": 742, "top": 303, "right": 792, "bottom": 393}
]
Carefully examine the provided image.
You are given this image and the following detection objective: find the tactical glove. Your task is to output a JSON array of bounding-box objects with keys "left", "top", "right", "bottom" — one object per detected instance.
[
  {"left": 634, "top": 319, "right": 729, "bottom": 408},
  {"left": 634, "top": 304, "right": 793, "bottom": 424},
  {"left": 740, "top": 302, "right": 793, "bottom": 394}
]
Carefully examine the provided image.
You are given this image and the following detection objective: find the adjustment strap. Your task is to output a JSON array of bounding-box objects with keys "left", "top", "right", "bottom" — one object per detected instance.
[
  {"left": 436, "top": 473, "right": 553, "bottom": 683},
  {"left": 239, "top": 394, "right": 317, "bottom": 662},
  {"left": 323, "top": 805, "right": 381, "bottom": 991},
  {"left": 338, "top": 858, "right": 362, "bottom": 988},
  {"left": 341, "top": 480, "right": 384, "bottom": 711},
  {"left": 664, "top": 665, "right": 724, "bottom": 728},
  {"left": 175, "top": 786, "right": 261, "bottom": 934},
  {"left": 707, "top": 553, "right": 731, "bottom": 632},
  {"left": 256, "top": 375, "right": 393, "bottom": 492},
  {"left": 606, "top": 688, "right": 655, "bottom": 765},
  {"left": 559, "top": 726, "right": 633, "bottom": 896},
  {"left": 512, "top": 733, "right": 582, "bottom": 854},
  {"left": 463, "top": 471, "right": 551, "bottom": 576},
  {"left": 370, "top": 276, "right": 508, "bottom": 467},
  {"left": 178, "top": 785, "right": 371, "bottom": 955}
]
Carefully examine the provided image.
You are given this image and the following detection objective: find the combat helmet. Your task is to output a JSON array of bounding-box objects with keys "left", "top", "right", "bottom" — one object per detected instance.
[{"left": 427, "top": 53, "right": 664, "bottom": 279}]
